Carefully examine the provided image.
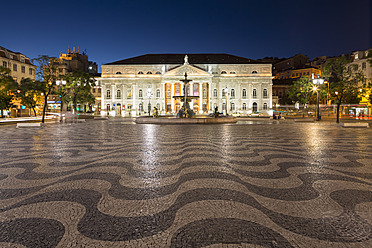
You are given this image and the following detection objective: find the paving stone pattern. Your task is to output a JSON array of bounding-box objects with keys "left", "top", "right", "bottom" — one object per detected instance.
[{"left": 0, "top": 119, "right": 372, "bottom": 247}]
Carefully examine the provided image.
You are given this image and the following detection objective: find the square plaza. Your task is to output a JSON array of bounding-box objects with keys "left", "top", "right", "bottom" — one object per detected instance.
[{"left": 0, "top": 120, "right": 372, "bottom": 247}]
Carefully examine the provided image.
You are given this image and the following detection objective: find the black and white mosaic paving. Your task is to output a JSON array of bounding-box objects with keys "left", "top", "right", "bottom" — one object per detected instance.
[{"left": 1, "top": 119, "right": 372, "bottom": 247}]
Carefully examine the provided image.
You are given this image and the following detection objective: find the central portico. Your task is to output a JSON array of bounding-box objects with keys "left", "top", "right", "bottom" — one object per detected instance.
[{"left": 98, "top": 53, "right": 273, "bottom": 117}]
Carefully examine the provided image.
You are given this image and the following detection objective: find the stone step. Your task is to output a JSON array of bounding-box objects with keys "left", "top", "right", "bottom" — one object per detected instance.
[
  {"left": 17, "top": 123, "right": 44, "bottom": 128},
  {"left": 340, "top": 123, "right": 369, "bottom": 128},
  {"left": 94, "top": 117, "right": 109, "bottom": 120},
  {"left": 294, "top": 119, "right": 315, "bottom": 122}
]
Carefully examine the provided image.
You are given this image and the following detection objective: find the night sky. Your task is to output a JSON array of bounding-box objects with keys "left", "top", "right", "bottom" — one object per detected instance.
[{"left": 2, "top": 0, "right": 371, "bottom": 72}]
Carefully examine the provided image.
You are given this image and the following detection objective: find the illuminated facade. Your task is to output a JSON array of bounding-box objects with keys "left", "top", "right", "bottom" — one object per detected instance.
[
  {"left": 98, "top": 54, "right": 273, "bottom": 116},
  {"left": 0, "top": 46, "right": 36, "bottom": 116}
]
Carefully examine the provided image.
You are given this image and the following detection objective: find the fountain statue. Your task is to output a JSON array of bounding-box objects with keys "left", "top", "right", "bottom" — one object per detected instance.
[{"left": 174, "top": 72, "right": 198, "bottom": 118}]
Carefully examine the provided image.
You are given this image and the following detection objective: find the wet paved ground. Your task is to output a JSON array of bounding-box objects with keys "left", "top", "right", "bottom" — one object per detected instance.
[{"left": 1, "top": 119, "right": 372, "bottom": 247}]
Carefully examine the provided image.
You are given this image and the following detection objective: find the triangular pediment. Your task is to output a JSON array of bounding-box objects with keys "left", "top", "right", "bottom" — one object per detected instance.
[{"left": 163, "top": 64, "right": 211, "bottom": 77}]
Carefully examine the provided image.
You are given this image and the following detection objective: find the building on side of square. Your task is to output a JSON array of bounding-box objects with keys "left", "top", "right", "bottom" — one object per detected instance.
[
  {"left": 98, "top": 54, "right": 273, "bottom": 117},
  {"left": 0, "top": 46, "right": 37, "bottom": 117}
]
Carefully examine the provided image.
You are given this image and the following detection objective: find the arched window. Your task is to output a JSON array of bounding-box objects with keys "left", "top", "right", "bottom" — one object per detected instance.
[
  {"left": 106, "top": 89, "right": 111, "bottom": 99},
  {"left": 231, "top": 103, "right": 235, "bottom": 111},
  {"left": 156, "top": 89, "right": 160, "bottom": 98},
  {"left": 252, "top": 102, "right": 258, "bottom": 112},
  {"left": 231, "top": 89, "right": 235, "bottom": 98},
  {"left": 147, "top": 71, "right": 152, "bottom": 74},
  {"left": 222, "top": 89, "right": 225, "bottom": 97},
  {"left": 203, "top": 89, "right": 207, "bottom": 98},
  {"left": 253, "top": 89, "right": 257, "bottom": 98},
  {"left": 263, "top": 89, "right": 268, "bottom": 98},
  {"left": 116, "top": 89, "right": 121, "bottom": 99},
  {"left": 155, "top": 71, "right": 161, "bottom": 74},
  {"left": 116, "top": 72, "right": 121, "bottom": 74},
  {"left": 263, "top": 103, "right": 268, "bottom": 110},
  {"left": 222, "top": 103, "right": 226, "bottom": 110},
  {"left": 221, "top": 71, "right": 227, "bottom": 74},
  {"left": 242, "top": 103, "right": 247, "bottom": 110},
  {"left": 139, "top": 89, "right": 143, "bottom": 98},
  {"left": 242, "top": 89, "right": 247, "bottom": 98},
  {"left": 156, "top": 103, "right": 160, "bottom": 110},
  {"left": 213, "top": 89, "right": 217, "bottom": 98},
  {"left": 252, "top": 71, "right": 258, "bottom": 74},
  {"left": 138, "top": 71, "right": 144, "bottom": 74},
  {"left": 230, "top": 71, "right": 236, "bottom": 74}
]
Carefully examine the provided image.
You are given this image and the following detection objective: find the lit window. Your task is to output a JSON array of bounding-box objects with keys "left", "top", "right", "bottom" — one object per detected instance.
[
  {"left": 167, "top": 89, "right": 171, "bottom": 99},
  {"left": 106, "top": 89, "right": 111, "bottom": 99}
]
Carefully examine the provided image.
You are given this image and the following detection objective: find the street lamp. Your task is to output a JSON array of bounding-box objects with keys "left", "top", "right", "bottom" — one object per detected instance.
[
  {"left": 56, "top": 80, "right": 66, "bottom": 122},
  {"left": 147, "top": 88, "right": 152, "bottom": 116},
  {"left": 312, "top": 74, "right": 324, "bottom": 121},
  {"left": 224, "top": 87, "right": 229, "bottom": 115}
]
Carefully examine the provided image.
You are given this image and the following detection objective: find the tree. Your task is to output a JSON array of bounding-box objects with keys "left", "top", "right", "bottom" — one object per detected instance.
[
  {"left": 32, "top": 56, "right": 60, "bottom": 123},
  {"left": 64, "top": 71, "right": 95, "bottom": 113},
  {"left": 17, "top": 78, "right": 43, "bottom": 117},
  {"left": 323, "top": 56, "right": 364, "bottom": 123},
  {"left": 288, "top": 76, "right": 315, "bottom": 108},
  {"left": 0, "top": 66, "right": 17, "bottom": 117}
]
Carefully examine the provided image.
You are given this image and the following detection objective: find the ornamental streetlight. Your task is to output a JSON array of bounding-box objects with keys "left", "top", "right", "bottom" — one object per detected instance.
[
  {"left": 312, "top": 74, "right": 324, "bottom": 121},
  {"left": 147, "top": 88, "right": 153, "bottom": 116},
  {"left": 56, "top": 80, "right": 66, "bottom": 122},
  {"left": 224, "top": 87, "right": 229, "bottom": 115}
]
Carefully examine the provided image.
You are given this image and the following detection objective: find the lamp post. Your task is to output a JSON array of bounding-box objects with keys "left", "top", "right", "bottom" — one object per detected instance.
[
  {"left": 312, "top": 74, "right": 324, "bottom": 121},
  {"left": 56, "top": 80, "right": 66, "bottom": 122},
  {"left": 147, "top": 88, "right": 152, "bottom": 116},
  {"left": 224, "top": 87, "right": 229, "bottom": 115}
]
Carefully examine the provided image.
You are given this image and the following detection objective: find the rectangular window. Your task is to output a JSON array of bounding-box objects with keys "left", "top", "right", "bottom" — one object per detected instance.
[
  {"left": 21, "top": 66, "right": 25, "bottom": 73},
  {"left": 29, "top": 68, "right": 33, "bottom": 75},
  {"left": 92, "top": 88, "right": 96, "bottom": 93},
  {"left": 13, "top": 64, "right": 17, "bottom": 71},
  {"left": 98, "top": 88, "right": 101, "bottom": 94},
  {"left": 2, "top": 61, "right": 6, "bottom": 67}
]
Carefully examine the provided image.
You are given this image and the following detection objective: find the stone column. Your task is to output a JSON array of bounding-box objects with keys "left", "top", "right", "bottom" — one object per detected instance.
[
  {"left": 171, "top": 82, "right": 175, "bottom": 113},
  {"left": 189, "top": 82, "right": 193, "bottom": 109},
  {"left": 199, "top": 82, "right": 203, "bottom": 114},
  {"left": 111, "top": 84, "right": 116, "bottom": 116},
  {"left": 132, "top": 84, "right": 136, "bottom": 116},
  {"left": 208, "top": 80, "right": 212, "bottom": 113},
  {"left": 161, "top": 82, "right": 165, "bottom": 114}
]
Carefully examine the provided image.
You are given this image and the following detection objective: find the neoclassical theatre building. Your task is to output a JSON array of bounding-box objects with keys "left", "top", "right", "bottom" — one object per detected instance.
[{"left": 98, "top": 54, "right": 273, "bottom": 116}]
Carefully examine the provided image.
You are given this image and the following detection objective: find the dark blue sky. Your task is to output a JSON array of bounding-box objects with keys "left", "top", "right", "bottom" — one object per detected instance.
[{"left": 2, "top": 0, "right": 371, "bottom": 72}]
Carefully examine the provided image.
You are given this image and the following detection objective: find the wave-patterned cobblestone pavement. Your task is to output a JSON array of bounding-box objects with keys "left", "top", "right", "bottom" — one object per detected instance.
[{"left": 1, "top": 119, "right": 372, "bottom": 247}]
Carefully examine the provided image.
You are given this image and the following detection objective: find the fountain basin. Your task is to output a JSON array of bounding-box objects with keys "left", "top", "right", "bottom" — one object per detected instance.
[{"left": 135, "top": 116, "right": 237, "bottom": 124}]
